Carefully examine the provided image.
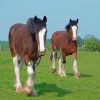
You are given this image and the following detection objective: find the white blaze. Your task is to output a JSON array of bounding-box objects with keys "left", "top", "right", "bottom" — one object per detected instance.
[
  {"left": 72, "top": 26, "right": 77, "bottom": 40},
  {"left": 38, "top": 27, "right": 46, "bottom": 52}
]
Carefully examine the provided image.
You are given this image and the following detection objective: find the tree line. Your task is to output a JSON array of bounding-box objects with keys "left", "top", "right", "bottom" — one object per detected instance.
[
  {"left": 77, "top": 35, "right": 100, "bottom": 52},
  {"left": 0, "top": 35, "right": 100, "bottom": 52}
]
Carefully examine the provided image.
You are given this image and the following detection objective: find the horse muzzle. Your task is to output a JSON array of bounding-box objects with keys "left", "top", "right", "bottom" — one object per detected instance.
[
  {"left": 73, "top": 38, "right": 77, "bottom": 41},
  {"left": 38, "top": 51, "right": 46, "bottom": 56}
]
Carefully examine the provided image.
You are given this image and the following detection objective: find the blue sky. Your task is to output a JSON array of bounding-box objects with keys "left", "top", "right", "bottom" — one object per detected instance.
[{"left": 0, "top": 0, "right": 100, "bottom": 41}]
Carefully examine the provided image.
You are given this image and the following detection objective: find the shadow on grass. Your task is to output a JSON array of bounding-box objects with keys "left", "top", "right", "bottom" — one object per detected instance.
[
  {"left": 35, "top": 83, "right": 70, "bottom": 97},
  {"left": 67, "top": 73, "right": 92, "bottom": 78}
]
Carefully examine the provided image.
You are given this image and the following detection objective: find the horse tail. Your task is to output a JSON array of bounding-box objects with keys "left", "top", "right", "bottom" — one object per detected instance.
[
  {"left": 8, "top": 24, "right": 16, "bottom": 40},
  {"left": 9, "top": 26, "right": 13, "bottom": 45}
]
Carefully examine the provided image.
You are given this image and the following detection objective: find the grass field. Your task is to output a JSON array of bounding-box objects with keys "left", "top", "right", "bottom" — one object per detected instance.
[{"left": 0, "top": 50, "right": 100, "bottom": 100}]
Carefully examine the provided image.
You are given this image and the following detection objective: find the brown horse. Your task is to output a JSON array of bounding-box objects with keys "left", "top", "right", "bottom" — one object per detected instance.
[
  {"left": 50, "top": 19, "right": 80, "bottom": 78},
  {"left": 9, "top": 16, "right": 47, "bottom": 96}
]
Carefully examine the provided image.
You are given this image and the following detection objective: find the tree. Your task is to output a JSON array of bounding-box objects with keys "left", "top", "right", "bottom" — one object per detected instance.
[
  {"left": 84, "top": 35, "right": 100, "bottom": 51},
  {"left": 77, "top": 36, "right": 84, "bottom": 48}
]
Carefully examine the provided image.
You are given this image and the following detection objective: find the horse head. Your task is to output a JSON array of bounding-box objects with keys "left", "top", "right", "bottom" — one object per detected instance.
[
  {"left": 33, "top": 16, "right": 47, "bottom": 56},
  {"left": 65, "top": 18, "right": 78, "bottom": 41}
]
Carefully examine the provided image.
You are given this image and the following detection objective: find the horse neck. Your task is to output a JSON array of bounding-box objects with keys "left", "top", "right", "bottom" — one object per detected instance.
[
  {"left": 30, "top": 34, "right": 38, "bottom": 50},
  {"left": 67, "top": 29, "right": 73, "bottom": 41}
]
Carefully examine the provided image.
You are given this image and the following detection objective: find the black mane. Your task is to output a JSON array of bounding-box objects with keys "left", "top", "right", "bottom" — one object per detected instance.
[
  {"left": 26, "top": 18, "right": 35, "bottom": 34},
  {"left": 65, "top": 23, "right": 70, "bottom": 32}
]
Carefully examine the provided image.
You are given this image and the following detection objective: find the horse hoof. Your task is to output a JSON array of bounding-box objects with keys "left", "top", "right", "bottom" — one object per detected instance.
[
  {"left": 58, "top": 72, "right": 67, "bottom": 77},
  {"left": 26, "top": 91, "right": 37, "bottom": 96},
  {"left": 23, "top": 85, "right": 37, "bottom": 96},
  {"left": 50, "top": 68, "right": 56, "bottom": 73},
  {"left": 60, "top": 74, "right": 67, "bottom": 77},
  {"left": 16, "top": 86, "right": 24, "bottom": 93},
  {"left": 74, "top": 72, "right": 80, "bottom": 79},
  {"left": 58, "top": 71, "right": 67, "bottom": 77}
]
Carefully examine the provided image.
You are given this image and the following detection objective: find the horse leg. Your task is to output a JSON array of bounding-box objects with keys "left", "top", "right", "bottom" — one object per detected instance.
[
  {"left": 58, "top": 51, "right": 66, "bottom": 77},
  {"left": 32, "top": 57, "right": 41, "bottom": 79},
  {"left": 34, "top": 57, "right": 41, "bottom": 67},
  {"left": 23, "top": 56, "right": 37, "bottom": 96},
  {"left": 61, "top": 62, "right": 67, "bottom": 77},
  {"left": 72, "top": 52, "right": 80, "bottom": 78},
  {"left": 14, "top": 57, "right": 23, "bottom": 87},
  {"left": 50, "top": 51, "right": 56, "bottom": 73},
  {"left": 58, "top": 57, "right": 62, "bottom": 76},
  {"left": 13, "top": 55, "right": 23, "bottom": 93}
]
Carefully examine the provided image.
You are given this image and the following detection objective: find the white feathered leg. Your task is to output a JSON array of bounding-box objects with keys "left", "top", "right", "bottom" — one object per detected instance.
[{"left": 13, "top": 55, "right": 23, "bottom": 93}]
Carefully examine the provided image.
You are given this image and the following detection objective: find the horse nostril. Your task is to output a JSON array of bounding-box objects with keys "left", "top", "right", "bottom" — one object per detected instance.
[{"left": 38, "top": 48, "right": 46, "bottom": 56}]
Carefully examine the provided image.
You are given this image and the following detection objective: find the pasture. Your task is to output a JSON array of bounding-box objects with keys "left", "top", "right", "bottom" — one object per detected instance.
[{"left": 0, "top": 50, "right": 100, "bottom": 100}]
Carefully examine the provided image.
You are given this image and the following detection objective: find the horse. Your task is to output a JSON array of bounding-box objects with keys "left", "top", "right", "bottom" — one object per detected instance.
[
  {"left": 50, "top": 19, "right": 80, "bottom": 78},
  {"left": 9, "top": 16, "right": 47, "bottom": 96}
]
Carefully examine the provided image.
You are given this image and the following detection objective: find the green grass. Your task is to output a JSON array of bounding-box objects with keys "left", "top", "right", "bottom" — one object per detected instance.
[{"left": 0, "top": 50, "right": 100, "bottom": 100}]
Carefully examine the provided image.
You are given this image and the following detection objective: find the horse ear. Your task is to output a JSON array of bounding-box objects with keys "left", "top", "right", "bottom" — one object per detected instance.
[
  {"left": 34, "top": 16, "right": 37, "bottom": 23},
  {"left": 76, "top": 18, "right": 79, "bottom": 23},
  {"left": 43, "top": 16, "right": 47, "bottom": 23},
  {"left": 70, "top": 19, "right": 72, "bottom": 23}
]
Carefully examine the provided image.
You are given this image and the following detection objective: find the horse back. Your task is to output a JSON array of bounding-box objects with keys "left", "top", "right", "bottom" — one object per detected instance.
[
  {"left": 51, "top": 31, "right": 66, "bottom": 51},
  {"left": 9, "top": 23, "right": 37, "bottom": 58}
]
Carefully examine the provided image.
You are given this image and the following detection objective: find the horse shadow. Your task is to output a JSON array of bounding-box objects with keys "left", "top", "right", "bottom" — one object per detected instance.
[
  {"left": 67, "top": 73, "right": 92, "bottom": 78},
  {"left": 35, "top": 83, "right": 70, "bottom": 97}
]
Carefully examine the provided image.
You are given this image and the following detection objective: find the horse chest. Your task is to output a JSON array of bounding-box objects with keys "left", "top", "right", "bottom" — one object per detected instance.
[
  {"left": 69, "top": 42, "right": 77, "bottom": 53},
  {"left": 61, "top": 41, "right": 77, "bottom": 55}
]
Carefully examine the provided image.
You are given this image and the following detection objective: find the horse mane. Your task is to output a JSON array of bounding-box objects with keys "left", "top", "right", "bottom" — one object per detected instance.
[
  {"left": 65, "top": 23, "right": 70, "bottom": 32},
  {"left": 26, "top": 18, "right": 35, "bottom": 34}
]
